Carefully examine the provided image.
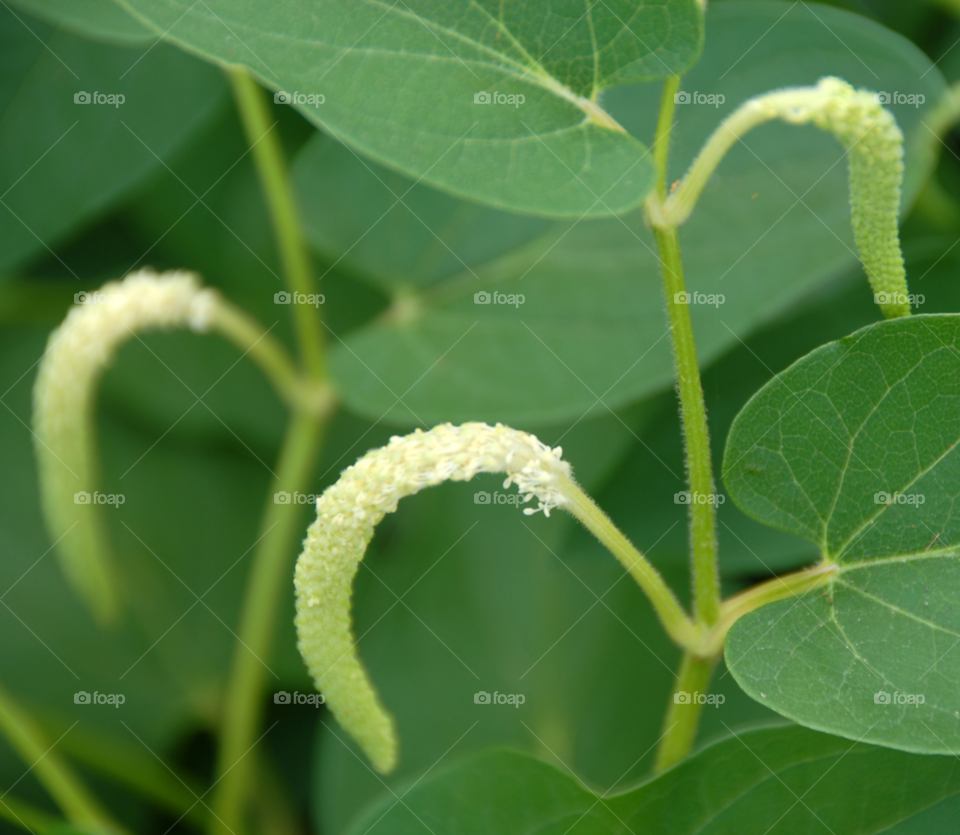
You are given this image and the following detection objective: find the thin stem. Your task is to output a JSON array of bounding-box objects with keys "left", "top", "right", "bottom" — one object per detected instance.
[
  {"left": 212, "top": 301, "right": 331, "bottom": 414},
  {"left": 227, "top": 67, "right": 327, "bottom": 380},
  {"left": 209, "top": 410, "right": 328, "bottom": 835},
  {"left": 922, "top": 81, "right": 960, "bottom": 139},
  {"left": 0, "top": 796, "right": 61, "bottom": 834},
  {"left": 646, "top": 78, "right": 722, "bottom": 772},
  {"left": 560, "top": 475, "right": 701, "bottom": 648},
  {"left": 0, "top": 682, "right": 122, "bottom": 834},
  {"left": 653, "top": 226, "right": 721, "bottom": 626},
  {"left": 653, "top": 75, "right": 680, "bottom": 199},
  {"left": 698, "top": 563, "right": 837, "bottom": 658},
  {"left": 212, "top": 68, "right": 336, "bottom": 835},
  {"left": 653, "top": 653, "right": 715, "bottom": 773}
]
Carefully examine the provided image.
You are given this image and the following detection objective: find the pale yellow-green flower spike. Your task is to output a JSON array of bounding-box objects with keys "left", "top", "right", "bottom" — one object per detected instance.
[
  {"left": 293, "top": 422, "right": 699, "bottom": 774},
  {"left": 33, "top": 269, "right": 220, "bottom": 626},
  {"left": 293, "top": 423, "right": 572, "bottom": 774},
  {"left": 660, "top": 77, "right": 911, "bottom": 319}
]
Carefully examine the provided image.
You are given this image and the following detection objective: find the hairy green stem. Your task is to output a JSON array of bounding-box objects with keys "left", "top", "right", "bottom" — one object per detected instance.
[
  {"left": 559, "top": 475, "right": 701, "bottom": 648},
  {"left": 653, "top": 227, "right": 721, "bottom": 627},
  {"left": 0, "top": 683, "right": 122, "bottom": 834},
  {"left": 654, "top": 653, "right": 715, "bottom": 773},
  {"left": 646, "top": 77, "right": 722, "bottom": 772},
  {"left": 209, "top": 411, "right": 328, "bottom": 835},
  {"left": 699, "top": 564, "right": 837, "bottom": 658},
  {"left": 227, "top": 67, "right": 327, "bottom": 380},
  {"left": 212, "top": 69, "right": 335, "bottom": 835}
]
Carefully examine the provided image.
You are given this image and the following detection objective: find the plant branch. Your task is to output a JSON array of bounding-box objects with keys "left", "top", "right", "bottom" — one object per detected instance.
[
  {"left": 654, "top": 653, "right": 715, "bottom": 773},
  {"left": 0, "top": 682, "right": 123, "bottom": 834},
  {"left": 645, "top": 76, "right": 722, "bottom": 773},
  {"left": 211, "top": 300, "right": 329, "bottom": 414},
  {"left": 559, "top": 475, "right": 701, "bottom": 648},
  {"left": 211, "top": 68, "right": 336, "bottom": 835},
  {"left": 227, "top": 67, "right": 327, "bottom": 379},
  {"left": 209, "top": 410, "right": 328, "bottom": 835}
]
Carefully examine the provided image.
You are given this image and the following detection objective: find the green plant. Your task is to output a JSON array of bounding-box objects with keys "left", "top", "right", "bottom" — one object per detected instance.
[{"left": 6, "top": 1, "right": 960, "bottom": 834}]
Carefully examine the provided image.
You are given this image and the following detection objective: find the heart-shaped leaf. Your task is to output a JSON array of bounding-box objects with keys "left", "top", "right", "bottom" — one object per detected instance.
[
  {"left": 117, "top": 0, "right": 707, "bottom": 216},
  {"left": 724, "top": 314, "right": 960, "bottom": 754},
  {"left": 345, "top": 725, "right": 960, "bottom": 835}
]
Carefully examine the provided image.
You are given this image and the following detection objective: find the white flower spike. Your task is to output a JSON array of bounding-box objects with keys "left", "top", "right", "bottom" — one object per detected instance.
[
  {"left": 33, "top": 269, "right": 219, "bottom": 625},
  {"left": 294, "top": 422, "right": 697, "bottom": 774},
  {"left": 659, "top": 77, "right": 910, "bottom": 318}
]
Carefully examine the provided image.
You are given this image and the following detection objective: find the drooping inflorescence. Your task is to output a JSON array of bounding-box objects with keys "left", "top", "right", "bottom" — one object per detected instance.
[
  {"left": 661, "top": 77, "right": 911, "bottom": 318},
  {"left": 293, "top": 422, "right": 573, "bottom": 773},
  {"left": 33, "top": 269, "right": 220, "bottom": 624}
]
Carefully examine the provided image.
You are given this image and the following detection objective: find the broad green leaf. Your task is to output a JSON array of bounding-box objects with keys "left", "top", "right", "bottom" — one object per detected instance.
[
  {"left": 724, "top": 314, "right": 960, "bottom": 754},
  {"left": 313, "top": 2, "right": 946, "bottom": 426},
  {"left": 0, "top": 6, "right": 226, "bottom": 276},
  {"left": 6, "top": 0, "right": 153, "bottom": 44},
  {"left": 293, "top": 135, "right": 552, "bottom": 292},
  {"left": 116, "top": 0, "right": 707, "bottom": 216},
  {"left": 346, "top": 725, "right": 960, "bottom": 835}
]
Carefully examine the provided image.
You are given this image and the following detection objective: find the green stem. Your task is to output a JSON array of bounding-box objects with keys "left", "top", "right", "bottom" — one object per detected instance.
[
  {"left": 209, "top": 410, "right": 328, "bottom": 835},
  {"left": 0, "top": 796, "right": 61, "bottom": 834},
  {"left": 699, "top": 563, "right": 837, "bottom": 658},
  {"left": 212, "top": 301, "right": 330, "bottom": 414},
  {"left": 646, "top": 78, "right": 722, "bottom": 772},
  {"left": 227, "top": 67, "right": 327, "bottom": 380},
  {"left": 0, "top": 683, "right": 122, "bottom": 834},
  {"left": 212, "top": 67, "right": 336, "bottom": 835},
  {"left": 654, "top": 653, "right": 715, "bottom": 773},
  {"left": 653, "top": 75, "right": 680, "bottom": 199},
  {"left": 652, "top": 226, "right": 721, "bottom": 627},
  {"left": 559, "top": 475, "right": 701, "bottom": 648}
]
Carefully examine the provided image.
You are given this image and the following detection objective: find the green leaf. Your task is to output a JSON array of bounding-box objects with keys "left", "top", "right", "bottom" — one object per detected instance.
[
  {"left": 293, "top": 134, "right": 552, "bottom": 292},
  {"left": 315, "top": 1, "right": 946, "bottom": 426},
  {"left": 0, "top": 6, "right": 227, "bottom": 276},
  {"left": 116, "top": 0, "right": 707, "bottom": 216},
  {"left": 724, "top": 314, "right": 960, "bottom": 754},
  {"left": 345, "top": 725, "right": 960, "bottom": 835},
  {"left": 5, "top": 0, "right": 153, "bottom": 44}
]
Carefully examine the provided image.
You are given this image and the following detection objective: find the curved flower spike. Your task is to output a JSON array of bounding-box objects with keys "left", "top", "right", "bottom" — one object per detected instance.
[
  {"left": 33, "top": 270, "right": 220, "bottom": 625},
  {"left": 659, "top": 77, "right": 910, "bottom": 318},
  {"left": 294, "top": 422, "right": 697, "bottom": 774}
]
